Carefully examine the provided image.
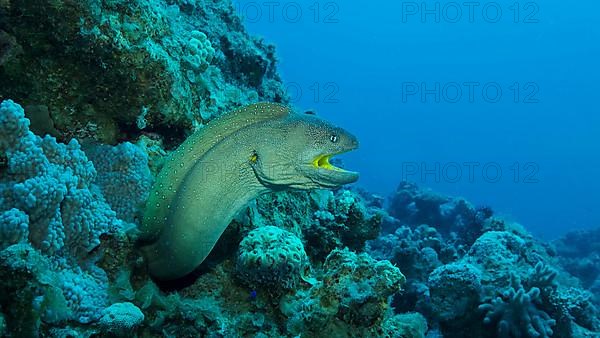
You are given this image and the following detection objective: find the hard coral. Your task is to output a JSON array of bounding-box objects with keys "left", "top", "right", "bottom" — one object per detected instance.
[
  {"left": 0, "top": 208, "right": 29, "bottom": 249},
  {"left": 99, "top": 302, "right": 145, "bottom": 335},
  {"left": 280, "top": 248, "right": 408, "bottom": 336},
  {"left": 0, "top": 0, "right": 287, "bottom": 143},
  {"left": 249, "top": 189, "right": 382, "bottom": 263},
  {"left": 87, "top": 142, "right": 153, "bottom": 223},
  {"left": 0, "top": 100, "right": 148, "bottom": 334},
  {"left": 236, "top": 226, "right": 309, "bottom": 290},
  {"left": 0, "top": 100, "right": 119, "bottom": 258},
  {"left": 428, "top": 262, "right": 482, "bottom": 321}
]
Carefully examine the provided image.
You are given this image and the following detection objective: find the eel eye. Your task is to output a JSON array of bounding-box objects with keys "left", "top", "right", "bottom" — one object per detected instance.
[{"left": 330, "top": 134, "right": 338, "bottom": 143}]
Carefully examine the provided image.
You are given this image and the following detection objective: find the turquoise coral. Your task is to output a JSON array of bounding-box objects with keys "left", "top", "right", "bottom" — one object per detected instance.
[
  {"left": 0, "top": 100, "right": 119, "bottom": 258},
  {"left": 183, "top": 30, "right": 215, "bottom": 73},
  {"left": 99, "top": 302, "right": 145, "bottom": 334},
  {"left": 0, "top": 100, "right": 143, "bottom": 330},
  {"left": 0, "top": 208, "right": 29, "bottom": 249},
  {"left": 87, "top": 142, "right": 153, "bottom": 223}
]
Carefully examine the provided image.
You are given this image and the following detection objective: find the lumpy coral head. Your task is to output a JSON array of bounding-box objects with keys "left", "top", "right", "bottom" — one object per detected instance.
[{"left": 139, "top": 103, "right": 359, "bottom": 280}]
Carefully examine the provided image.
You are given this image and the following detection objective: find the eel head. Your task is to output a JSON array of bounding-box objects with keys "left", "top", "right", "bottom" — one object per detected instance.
[{"left": 251, "top": 114, "right": 359, "bottom": 190}]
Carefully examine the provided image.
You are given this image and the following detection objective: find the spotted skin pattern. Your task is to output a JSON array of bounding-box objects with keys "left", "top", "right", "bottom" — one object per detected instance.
[{"left": 139, "top": 103, "right": 358, "bottom": 280}]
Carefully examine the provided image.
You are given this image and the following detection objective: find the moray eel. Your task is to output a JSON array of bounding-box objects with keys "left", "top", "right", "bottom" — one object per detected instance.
[{"left": 139, "top": 103, "right": 359, "bottom": 280}]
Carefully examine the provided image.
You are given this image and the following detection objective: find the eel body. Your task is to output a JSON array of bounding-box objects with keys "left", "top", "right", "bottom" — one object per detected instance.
[{"left": 140, "top": 103, "right": 359, "bottom": 280}]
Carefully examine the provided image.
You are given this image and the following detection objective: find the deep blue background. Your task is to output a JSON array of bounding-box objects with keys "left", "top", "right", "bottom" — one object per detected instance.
[{"left": 234, "top": 0, "right": 600, "bottom": 239}]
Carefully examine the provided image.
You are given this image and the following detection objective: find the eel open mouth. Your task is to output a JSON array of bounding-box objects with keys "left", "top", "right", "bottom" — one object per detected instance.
[
  {"left": 312, "top": 153, "right": 351, "bottom": 172},
  {"left": 310, "top": 150, "right": 359, "bottom": 186}
]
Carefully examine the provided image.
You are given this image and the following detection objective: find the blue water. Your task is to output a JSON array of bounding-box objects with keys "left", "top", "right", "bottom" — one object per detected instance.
[{"left": 235, "top": 0, "right": 600, "bottom": 239}]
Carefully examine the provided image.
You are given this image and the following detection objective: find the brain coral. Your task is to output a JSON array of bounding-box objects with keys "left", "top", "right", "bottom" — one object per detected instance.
[
  {"left": 99, "top": 302, "right": 145, "bottom": 334},
  {"left": 236, "top": 226, "right": 309, "bottom": 290}
]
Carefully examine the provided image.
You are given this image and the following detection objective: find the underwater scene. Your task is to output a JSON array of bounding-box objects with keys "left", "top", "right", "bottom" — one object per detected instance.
[{"left": 0, "top": 0, "right": 598, "bottom": 337}]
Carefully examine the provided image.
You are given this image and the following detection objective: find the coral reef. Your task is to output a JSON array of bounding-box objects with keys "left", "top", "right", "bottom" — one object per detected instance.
[
  {"left": 280, "top": 248, "right": 414, "bottom": 337},
  {"left": 0, "top": 0, "right": 598, "bottom": 335},
  {"left": 369, "top": 181, "right": 600, "bottom": 337},
  {"left": 388, "top": 181, "right": 493, "bottom": 246},
  {"left": 248, "top": 189, "right": 383, "bottom": 262},
  {"left": 0, "top": 0, "right": 287, "bottom": 144},
  {"left": 1, "top": 98, "right": 598, "bottom": 336},
  {"left": 553, "top": 228, "right": 600, "bottom": 290}
]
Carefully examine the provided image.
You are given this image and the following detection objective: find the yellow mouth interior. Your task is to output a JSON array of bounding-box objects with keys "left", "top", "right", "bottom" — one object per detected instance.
[{"left": 313, "top": 154, "right": 343, "bottom": 171}]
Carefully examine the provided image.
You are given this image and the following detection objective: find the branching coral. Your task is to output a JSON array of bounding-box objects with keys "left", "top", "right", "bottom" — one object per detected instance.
[
  {"left": 527, "top": 262, "right": 558, "bottom": 291},
  {"left": 479, "top": 275, "right": 556, "bottom": 338}
]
